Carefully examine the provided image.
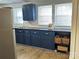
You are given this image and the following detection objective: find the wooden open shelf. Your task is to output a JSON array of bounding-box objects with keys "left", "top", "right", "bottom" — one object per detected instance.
[{"left": 55, "top": 31, "right": 71, "bottom": 53}]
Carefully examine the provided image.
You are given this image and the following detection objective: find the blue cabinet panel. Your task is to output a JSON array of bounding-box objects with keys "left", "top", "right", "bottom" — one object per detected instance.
[
  {"left": 31, "top": 30, "right": 41, "bottom": 47},
  {"left": 23, "top": 30, "right": 31, "bottom": 45},
  {"left": 15, "top": 29, "right": 24, "bottom": 44},
  {"left": 15, "top": 29, "right": 55, "bottom": 50},
  {"left": 39, "top": 30, "right": 55, "bottom": 50},
  {"left": 22, "top": 4, "right": 37, "bottom": 21}
]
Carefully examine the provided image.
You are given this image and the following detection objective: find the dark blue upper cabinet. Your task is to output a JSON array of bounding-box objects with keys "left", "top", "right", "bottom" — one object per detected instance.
[{"left": 22, "top": 4, "right": 37, "bottom": 21}]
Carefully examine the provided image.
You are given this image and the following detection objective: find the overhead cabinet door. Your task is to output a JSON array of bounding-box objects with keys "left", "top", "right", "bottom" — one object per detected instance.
[{"left": 22, "top": 4, "right": 37, "bottom": 21}]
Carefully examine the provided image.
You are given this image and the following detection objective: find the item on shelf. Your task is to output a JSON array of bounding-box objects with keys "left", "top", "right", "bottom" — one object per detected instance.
[
  {"left": 55, "top": 35, "right": 62, "bottom": 44},
  {"left": 57, "top": 45, "right": 68, "bottom": 53},
  {"left": 62, "top": 36, "right": 70, "bottom": 45}
]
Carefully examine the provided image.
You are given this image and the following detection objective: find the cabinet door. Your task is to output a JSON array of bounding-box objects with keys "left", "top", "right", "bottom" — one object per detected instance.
[
  {"left": 22, "top": 4, "right": 37, "bottom": 21},
  {"left": 23, "top": 5, "right": 29, "bottom": 20},
  {"left": 49, "top": 32, "right": 55, "bottom": 50},
  {"left": 23, "top": 30, "right": 31, "bottom": 45},
  {"left": 31, "top": 30, "right": 41, "bottom": 47},
  {"left": 39, "top": 31, "right": 55, "bottom": 50},
  {"left": 28, "top": 4, "right": 36, "bottom": 20},
  {"left": 15, "top": 29, "right": 23, "bottom": 44}
]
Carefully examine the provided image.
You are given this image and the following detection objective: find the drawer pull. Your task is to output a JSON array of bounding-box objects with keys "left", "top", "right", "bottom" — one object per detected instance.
[
  {"left": 19, "top": 31, "right": 22, "bottom": 32},
  {"left": 34, "top": 32, "right": 37, "bottom": 33},
  {"left": 45, "top": 33, "right": 49, "bottom": 35}
]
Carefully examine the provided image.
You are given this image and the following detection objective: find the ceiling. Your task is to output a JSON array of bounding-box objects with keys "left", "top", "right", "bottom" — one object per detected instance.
[
  {"left": 0, "top": 0, "right": 24, "bottom": 4},
  {"left": 0, "top": 0, "right": 39, "bottom": 4},
  {"left": 0, "top": 0, "right": 72, "bottom": 5}
]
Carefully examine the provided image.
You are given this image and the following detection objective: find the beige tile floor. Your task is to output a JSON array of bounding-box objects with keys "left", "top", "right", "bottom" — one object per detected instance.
[{"left": 16, "top": 44, "right": 69, "bottom": 59}]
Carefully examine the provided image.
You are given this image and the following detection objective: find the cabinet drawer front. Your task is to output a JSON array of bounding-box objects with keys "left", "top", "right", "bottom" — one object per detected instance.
[
  {"left": 31, "top": 30, "right": 39, "bottom": 35},
  {"left": 15, "top": 29, "right": 23, "bottom": 33},
  {"left": 23, "top": 30, "right": 30, "bottom": 36},
  {"left": 24, "top": 30, "right": 29, "bottom": 33},
  {"left": 39, "top": 31, "right": 54, "bottom": 36},
  {"left": 39, "top": 31, "right": 54, "bottom": 39}
]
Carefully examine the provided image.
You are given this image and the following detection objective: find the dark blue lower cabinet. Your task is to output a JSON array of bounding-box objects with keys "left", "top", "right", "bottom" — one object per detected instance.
[
  {"left": 48, "top": 41, "right": 55, "bottom": 50},
  {"left": 15, "top": 29, "right": 24, "bottom": 44},
  {"left": 23, "top": 35, "right": 31, "bottom": 45},
  {"left": 23, "top": 30, "right": 31, "bottom": 45},
  {"left": 39, "top": 31, "right": 55, "bottom": 50},
  {"left": 31, "top": 30, "right": 41, "bottom": 47},
  {"left": 40, "top": 39, "right": 49, "bottom": 48},
  {"left": 40, "top": 38, "right": 55, "bottom": 50},
  {"left": 15, "top": 29, "right": 55, "bottom": 50},
  {"left": 31, "top": 36, "right": 41, "bottom": 47}
]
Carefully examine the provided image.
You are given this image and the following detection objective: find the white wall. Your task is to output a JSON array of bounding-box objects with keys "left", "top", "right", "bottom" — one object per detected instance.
[
  {"left": 0, "top": 0, "right": 72, "bottom": 28},
  {"left": 23, "top": 0, "right": 72, "bottom": 28},
  {"left": 23, "top": 0, "right": 71, "bottom": 5}
]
